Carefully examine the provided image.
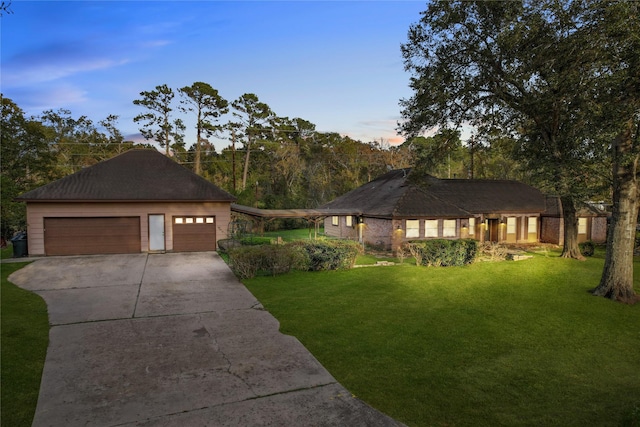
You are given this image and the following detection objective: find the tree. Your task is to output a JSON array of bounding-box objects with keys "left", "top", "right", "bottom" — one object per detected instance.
[
  {"left": 40, "top": 109, "right": 101, "bottom": 174},
  {"left": 405, "top": 129, "right": 464, "bottom": 179},
  {"left": 399, "top": 0, "right": 602, "bottom": 260},
  {"left": 400, "top": 0, "right": 638, "bottom": 302},
  {"left": 1, "top": 97, "right": 53, "bottom": 239},
  {"left": 179, "top": 82, "right": 228, "bottom": 175},
  {"left": 587, "top": 1, "right": 640, "bottom": 303},
  {"left": 230, "top": 94, "right": 273, "bottom": 191},
  {"left": 93, "top": 114, "right": 138, "bottom": 160},
  {"left": 1, "top": 1, "right": 13, "bottom": 16},
  {"left": 133, "top": 84, "right": 184, "bottom": 156}
]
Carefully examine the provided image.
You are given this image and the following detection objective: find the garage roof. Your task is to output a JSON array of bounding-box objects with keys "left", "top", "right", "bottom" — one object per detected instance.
[{"left": 16, "top": 149, "right": 236, "bottom": 202}]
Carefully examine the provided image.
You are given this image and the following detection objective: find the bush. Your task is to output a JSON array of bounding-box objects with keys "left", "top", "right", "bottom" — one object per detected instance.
[
  {"left": 292, "top": 239, "right": 363, "bottom": 271},
  {"left": 404, "top": 239, "right": 478, "bottom": 267},
  {"left": 239, "top": 236, "right": 273, "bottom": 246},
  {"left": 228, "top": 246, "right": 262, "bottom": 279},
  {"left": 228, "top": 239, "right": 363, "bottom": 278},
  {"left": 217, "top": 238, "right": 241, "bottom": 252},
  {"left": 263, "top": 244, "right": 309, "bottom": 276},
  {"left": 579, "top": 240, "right": 595, "bottom": 257},
  {"left": 228, "top": 244, "right": 309, "bottom": 279},
  {"left": 478, "top": 242, "right": 509, "bottom": 261}
]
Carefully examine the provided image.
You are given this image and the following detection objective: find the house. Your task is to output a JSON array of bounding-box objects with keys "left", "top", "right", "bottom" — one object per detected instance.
[
  {"left": 16, "top": 149, "right": 236, "bottom": 256},
  {"left": 320, "top": 168, "right": 547, "bottom": 250},
  {"left": 540, "top": 196, "right": 608, "bottom": 245}
]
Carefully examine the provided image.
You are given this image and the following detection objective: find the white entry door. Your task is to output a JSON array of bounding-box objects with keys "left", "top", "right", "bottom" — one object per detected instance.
[{"left": 148, "top": 214, "right": 165, "bottom": 251}]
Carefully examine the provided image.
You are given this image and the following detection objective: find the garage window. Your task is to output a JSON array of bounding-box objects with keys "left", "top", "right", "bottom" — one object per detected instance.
[{"left": 175, "top": 216, "right": 215, "bottom": 225}]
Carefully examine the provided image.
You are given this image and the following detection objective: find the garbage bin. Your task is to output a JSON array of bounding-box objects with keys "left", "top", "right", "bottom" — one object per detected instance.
[{"left": 11, "top": 232, "right": 28, "bottom": 258}]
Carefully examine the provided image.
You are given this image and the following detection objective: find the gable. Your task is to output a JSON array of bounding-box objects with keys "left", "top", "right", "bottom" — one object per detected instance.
[{"left": 17, "top": 149, "right": 236, "bottom": 202}]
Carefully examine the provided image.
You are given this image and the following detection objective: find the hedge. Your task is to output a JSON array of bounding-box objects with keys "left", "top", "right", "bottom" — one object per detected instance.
[
  {"left": 404, "top": 239, "right": 478, "bottom": 267},
  {"left": 291, "top": 240, "right": 363, "bottom": 271},
  {"left": 228, "top": 244, "right": 308, "bottom": 279}
]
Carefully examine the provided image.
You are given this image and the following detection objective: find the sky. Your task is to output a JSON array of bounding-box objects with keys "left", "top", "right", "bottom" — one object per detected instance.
[{"left": 1, "top": 0, "right": 428, "bottom": 151}]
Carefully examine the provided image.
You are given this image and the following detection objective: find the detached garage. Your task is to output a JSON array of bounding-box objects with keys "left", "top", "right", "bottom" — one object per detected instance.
[{"left": 16, "top": 149, "right": 236, "bottom": 256}]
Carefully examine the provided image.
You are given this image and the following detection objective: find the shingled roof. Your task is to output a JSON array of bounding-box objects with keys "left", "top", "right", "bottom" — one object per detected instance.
[
  {"left": 320, "top": 168, "right": 546, "bottom": 218},
  {"left": 16, "top": 149, "right": 236, "bottom": 202}
]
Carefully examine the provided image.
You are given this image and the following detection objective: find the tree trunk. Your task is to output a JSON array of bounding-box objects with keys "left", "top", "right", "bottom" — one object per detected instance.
[
  {"left": 194, "top": 109, "right": 202, "bottom": 175},
  {"left": 242, "top": 139, "right": 251, "bottom": 191},
  {"left": 560, "top": 195, "right": 584, "bottom": 259},
  {"left": 231, "top": 129, "right": 236, "bottom": 192},
  {"left": 592, "top": 121, "right": 639, "bottom": 304}
]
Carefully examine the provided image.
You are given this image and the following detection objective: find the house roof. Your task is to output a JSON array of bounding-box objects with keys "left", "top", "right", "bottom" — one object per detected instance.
[
  {"left": 543, "top": 195, "right": 609, "bottom": 218},
  {"left": 320, "top": 168, "right": 546, "bottom": 218},
  {"left": 16, "top": 149, "right": 236, "bottom": 202}
]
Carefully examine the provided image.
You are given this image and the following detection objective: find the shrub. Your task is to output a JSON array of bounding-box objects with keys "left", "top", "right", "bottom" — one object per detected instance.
[
  {"left": 228, "top": 244, "right": 309, "bottom": 279},
  {"left": 404, "top": 239, "right": 478, "bottom": 267},
  {"left": 579, "top": 240, "right": 595, "bottom": 257},
  {"left": 228, "top": 246, "right": 262, "bottom": 279},
  {"left": 292, "top": 239, "right": 363, "bottom": 271},
  {"left": 239, "top": 236, "right": 273, "bottom": 246},
  {"left": 478, "top": 242, "right": 508, "bottom": 261},
  {"left": 262, "top": 244, "right": 309, "bottom": 276},
  {"left": 217, "top": 238, "right": 241, "bottom": 252}
]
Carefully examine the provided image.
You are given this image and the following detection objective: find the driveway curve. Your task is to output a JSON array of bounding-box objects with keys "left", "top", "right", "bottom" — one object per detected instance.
[{"left": 9, "top": 252, "right": 404, "bottom": 427}]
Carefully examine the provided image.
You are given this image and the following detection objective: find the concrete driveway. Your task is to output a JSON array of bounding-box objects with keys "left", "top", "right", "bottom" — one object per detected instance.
[{"left": 9, "top": 252, "right": 403, "bottom": 427}]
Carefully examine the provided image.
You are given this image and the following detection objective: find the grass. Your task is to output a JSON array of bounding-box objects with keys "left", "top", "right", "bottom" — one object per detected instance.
[
  {"left": 1, "top": 262, "right": 49, "bottom": 427},
  {"left": 1, "top": 245, "right": 15, "bottom": 260},
  {"left": 259, "top": 226, "right": 325, "bottom": 241},
  {"left": 244, "top": 252, "right": 640, "bottom": 427}
]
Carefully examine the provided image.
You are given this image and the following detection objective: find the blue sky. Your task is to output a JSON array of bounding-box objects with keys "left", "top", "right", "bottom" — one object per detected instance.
[{"left": 2, "top": 1, "right": 427, "bottom": 150}]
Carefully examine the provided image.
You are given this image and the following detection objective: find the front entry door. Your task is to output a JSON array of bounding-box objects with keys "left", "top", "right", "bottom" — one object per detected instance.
[
  {"left": 488, "top": 219, "right": 500, "bottom": 242},
  {"left": 149, "top": 214, "right": 165, "bottom": 251}
]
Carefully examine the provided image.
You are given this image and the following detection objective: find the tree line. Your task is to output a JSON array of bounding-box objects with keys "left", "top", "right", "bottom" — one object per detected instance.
[{"left": 3, "top": 88, "right": 535, "bottom": 242}]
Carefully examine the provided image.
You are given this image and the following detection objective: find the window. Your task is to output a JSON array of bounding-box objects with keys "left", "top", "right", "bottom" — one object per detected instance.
[
  {"left": 331, "top": 216, "right": 339, "bottom": 226},
  {"left": 468, "top": 218, "right": 475, "bottom": 236},
  {"left": 406, "top": 220, "right": 420, "bottom": 238},
  {"left": 346, "top": 216, "right": 353, "bottom": 227},
  {"left": 175, "top": 216, "right": 214, "bottom": 225},
  {"left": 578, "top": 218, "right": 587, "bottom": 234},
  {"left": 507, "top": 217, "right": 516, "bottom": 234},
  {"left": 528, "top": 217, "right": 537, "bottom": 233},
  {"left": 443, "top": 220, "right": 456, "bottom": 237},
  {"left": 425, "top": 219, "right": 438, "bottom": 237}
]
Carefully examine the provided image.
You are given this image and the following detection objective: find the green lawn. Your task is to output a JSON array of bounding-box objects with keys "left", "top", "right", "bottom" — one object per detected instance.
[
  {"left": 244, "top": 253, "right": 640, "bottom": 427},
  {"left": 260, "top": 226, "right": 325, "bottom": 241},
  {"left": 1, "top": 262, "right": 49, "bottom": 427}
]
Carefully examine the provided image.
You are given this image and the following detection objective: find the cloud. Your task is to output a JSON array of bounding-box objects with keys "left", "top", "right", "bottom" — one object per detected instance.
[
  {"left": 2, "top": 40, "right": 131, "bottom": 87},
  {"left": 5, "top": 83, "right": 89, "bottom": 117}
]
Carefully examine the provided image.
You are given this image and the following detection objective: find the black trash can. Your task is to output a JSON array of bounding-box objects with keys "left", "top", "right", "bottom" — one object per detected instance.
[{"left": 11, "top": 232, "right": 28, "bottom": 258}]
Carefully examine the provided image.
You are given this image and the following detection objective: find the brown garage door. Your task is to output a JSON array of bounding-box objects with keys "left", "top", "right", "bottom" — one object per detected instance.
[
  {"left": 172, "top": 216, "right": 216, "bottom": 252},
  {"left": 44, "top": 217, "right": 140, "bottom": 256}
]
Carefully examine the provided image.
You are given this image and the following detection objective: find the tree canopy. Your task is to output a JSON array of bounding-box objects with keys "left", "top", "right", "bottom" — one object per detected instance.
[{"left": 400, "top": 0, "right": 638, "bottom": 302}]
